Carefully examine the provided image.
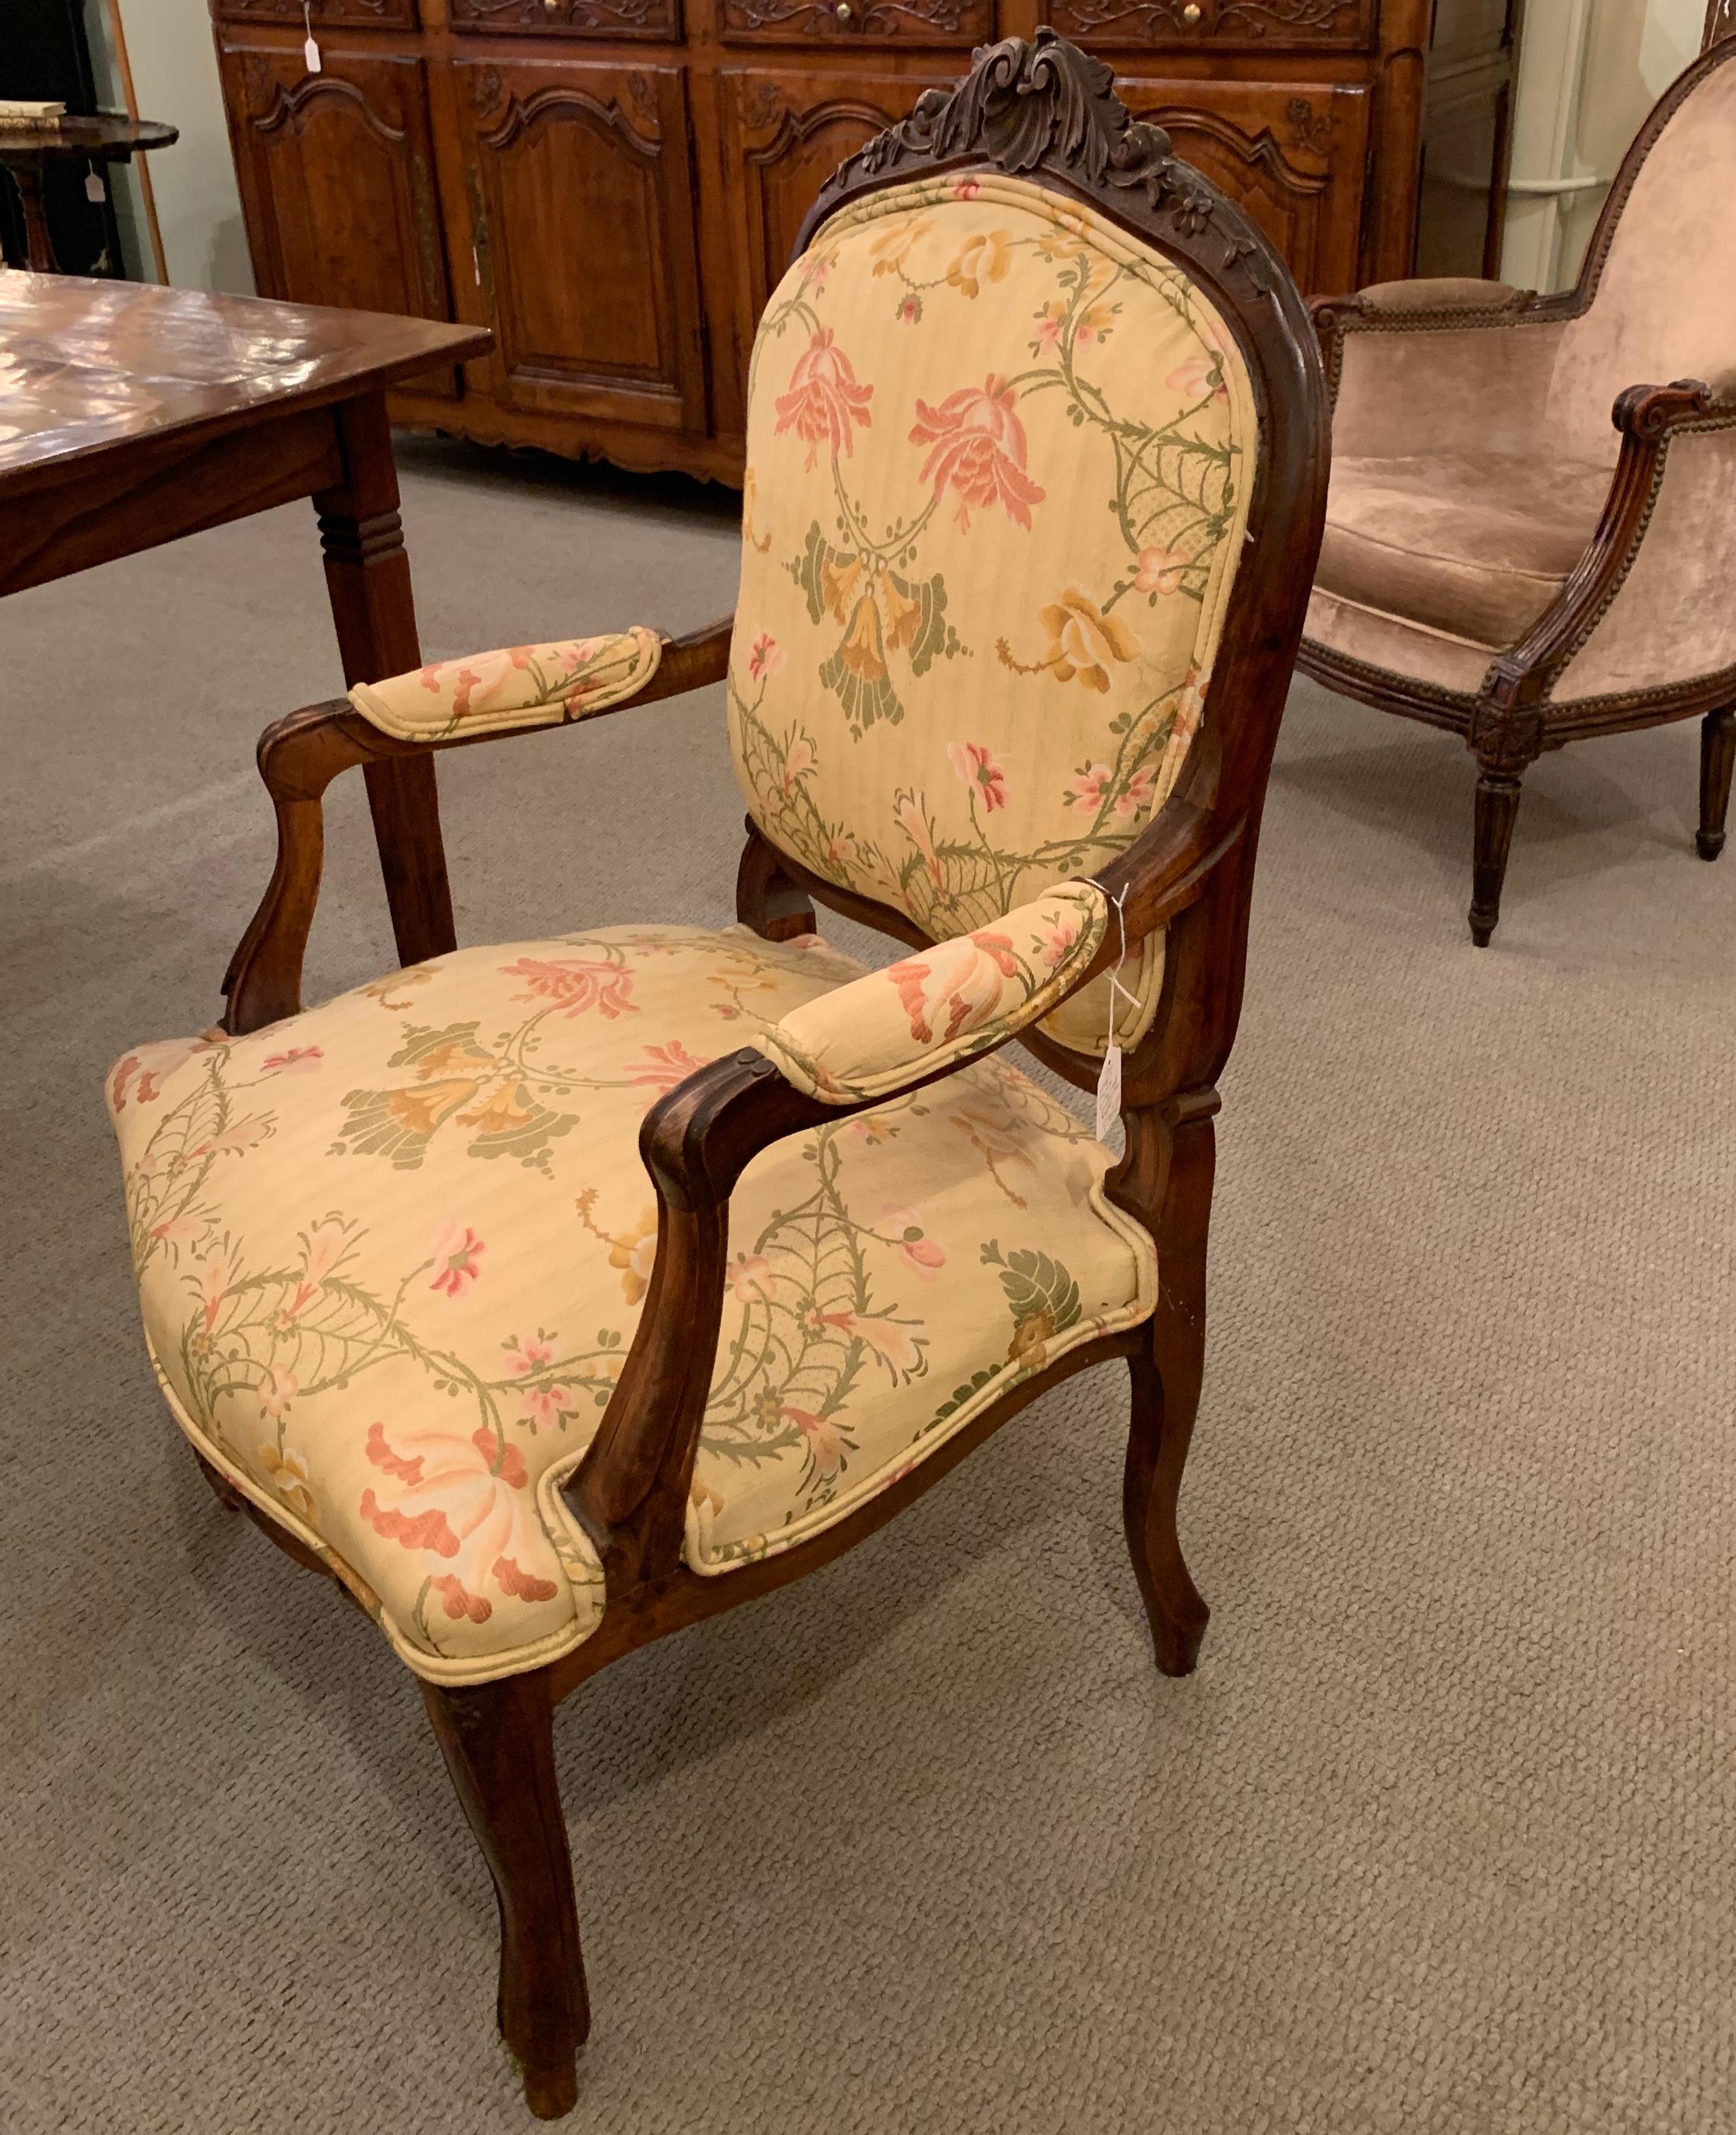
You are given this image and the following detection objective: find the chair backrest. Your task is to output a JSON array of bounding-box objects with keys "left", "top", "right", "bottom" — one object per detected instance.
[
  {"left": 1546, "top": 37, "right": 1736, "bottom": 453},
  {"left": 726, "top": 33, "right": 1327, "bottom": 1075}
]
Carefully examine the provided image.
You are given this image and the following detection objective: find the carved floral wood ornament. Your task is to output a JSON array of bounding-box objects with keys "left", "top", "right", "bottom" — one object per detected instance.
[{"left": 106, "top": 35, "right": 1329, "bottom": 2119}]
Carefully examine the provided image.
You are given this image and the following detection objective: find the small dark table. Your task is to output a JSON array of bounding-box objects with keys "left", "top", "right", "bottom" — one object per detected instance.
[
  {"left": 0, "top": 270, "right": 492, "bottom": 971},
  {"left": 0, "top": 116, "right": 178, "bottom": 274}
]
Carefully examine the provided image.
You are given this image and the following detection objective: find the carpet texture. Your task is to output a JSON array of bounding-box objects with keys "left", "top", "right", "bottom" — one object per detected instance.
[{"left": 2, "top": 436, "right": 1732, "bottom": 2135}]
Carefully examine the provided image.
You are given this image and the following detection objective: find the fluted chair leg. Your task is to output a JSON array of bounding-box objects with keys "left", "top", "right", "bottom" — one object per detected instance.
[
  {"left": 423, "top": 1668, "right": 590, "bottom": 2120},
  {"left": 1698, "top": 705, "right": 1735, "bottom": 860},
  {"left": 1469, "top": 768, "right": 1524, "bottom": 946}
]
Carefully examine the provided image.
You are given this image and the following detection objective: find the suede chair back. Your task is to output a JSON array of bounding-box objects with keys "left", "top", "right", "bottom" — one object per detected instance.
[
  {"left": 728, "top": 175, "right": 1259, "bottom": 1056},
  {"left": 1547, "top": 54, "right": 1736, "bottom": 455}
]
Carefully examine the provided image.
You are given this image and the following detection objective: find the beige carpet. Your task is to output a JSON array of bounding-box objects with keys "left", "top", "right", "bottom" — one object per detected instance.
[{"left": 3, "top": 436, "right": 1733, "bottom": 2135}]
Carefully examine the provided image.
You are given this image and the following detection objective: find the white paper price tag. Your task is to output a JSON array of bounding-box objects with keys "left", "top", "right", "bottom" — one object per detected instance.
[
  {"left": 304, "top": 35, "right": 323, "bottom": 71},
  {"left": 85, "top": 170, "right": 106, "bottom": 203},
  {"left": 1094, "top": 1042, "right": 1123, "bottom": 1145}
]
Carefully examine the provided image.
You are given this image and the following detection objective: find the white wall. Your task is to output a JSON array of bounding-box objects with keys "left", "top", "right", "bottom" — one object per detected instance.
[
  {"left": 83, "top": 0, "right": 253, "bottom": 292},
  {"left": 1502, "top": 0, "right": 1705, "bottom": 290}
]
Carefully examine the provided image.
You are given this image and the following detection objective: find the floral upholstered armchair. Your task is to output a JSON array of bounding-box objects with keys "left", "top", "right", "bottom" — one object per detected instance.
[
  {"left": 1299, "top": 35, "right": 1736, "bottom": 945},
  {"left": 106, "top": 34, "right": 1327, "bottom": 2120}
]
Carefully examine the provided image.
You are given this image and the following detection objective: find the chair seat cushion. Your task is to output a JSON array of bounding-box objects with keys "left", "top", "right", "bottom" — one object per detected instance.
[
  {"left": 108, "top": 926, "right": 1155, "bottom": 1684},
  {"left": 1316, "top": 451, "right": 1613, "bottom": 651}
]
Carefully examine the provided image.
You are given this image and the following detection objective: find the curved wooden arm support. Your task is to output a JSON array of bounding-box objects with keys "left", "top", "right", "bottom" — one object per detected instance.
[
  {"left": 221, "top": 617, "right": 735, "bottom": 1035},
  {"left": 565, "top": 755, "right": 1249, "bottom": 1601},
  {"left": 1468, "top": 380, "right": 1736, "bottom": 767}
]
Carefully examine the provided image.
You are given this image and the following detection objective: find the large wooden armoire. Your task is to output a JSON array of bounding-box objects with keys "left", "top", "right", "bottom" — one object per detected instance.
[{"left": 211, "top": 0, "right": 1506, "bottom": 483}]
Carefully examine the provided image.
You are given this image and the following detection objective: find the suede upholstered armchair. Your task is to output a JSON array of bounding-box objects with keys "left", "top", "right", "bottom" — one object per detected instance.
[
  {"left": 1298, "top": 35, "right": 1736, "bottom": 945},
  {"left": 106, "top": 35, "right": 1327, "bottom": 2119}
]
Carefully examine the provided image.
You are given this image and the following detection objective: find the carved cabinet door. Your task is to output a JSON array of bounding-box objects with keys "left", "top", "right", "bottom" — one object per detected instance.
[
  {"left": 712, "top": 67, "right": 953, "bottom": 436},
  {"left": 453, "top": 60, "right": 707, "bottom": 434},
  {"left": 1115, "top": 78, "right": 1372, "bottom": 298},
  {"left": 217, "top": 42, "right": 457, "bottom": 394}
]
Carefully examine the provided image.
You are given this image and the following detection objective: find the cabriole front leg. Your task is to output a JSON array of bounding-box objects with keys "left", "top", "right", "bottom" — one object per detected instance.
[{"left": 423, "top": 1668, "right": 590, "bottom": 2119}]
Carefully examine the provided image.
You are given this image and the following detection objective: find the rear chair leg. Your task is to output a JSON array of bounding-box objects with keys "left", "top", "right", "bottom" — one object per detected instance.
[
  {"left": 1121, "top": 1099, "right": 1215, "bottom": 1677},
  {"left": 1698, "top": 704, "right": 1735, "bottom": 860},
  {"left": 423, "top": 1668, "right": 590, "bottom": 2119}
]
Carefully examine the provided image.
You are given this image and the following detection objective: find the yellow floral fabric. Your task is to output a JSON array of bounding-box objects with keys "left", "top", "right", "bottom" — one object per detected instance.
[
  {"left": 108, "top": 927, "right": 1155, "bottom": 1684},
  {"left": 349, "top": 626, "right": 662, "bottom": 742},
  {"left": 755, "top": 880, "right": 1107, "bottom": 1103},
  {"left": 730, "top": 174, "right": 1257, "bottom": 1057}
]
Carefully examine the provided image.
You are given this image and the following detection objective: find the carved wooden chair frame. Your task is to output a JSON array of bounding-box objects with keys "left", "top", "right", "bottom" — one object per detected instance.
[
  {"left": 198, "top": 33, "right": 1328, "bottom": 2119},
  {"left": 1299, "top": 34, "right": 1736, "bottom": 944}
]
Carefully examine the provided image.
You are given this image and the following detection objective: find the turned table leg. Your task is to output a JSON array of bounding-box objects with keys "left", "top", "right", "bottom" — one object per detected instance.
[
  {"left": 313, "top": 390, "right": 457, "bottom": 970},
  {"left": 5, "top": 162, "right": 60, "bottom": 274}
]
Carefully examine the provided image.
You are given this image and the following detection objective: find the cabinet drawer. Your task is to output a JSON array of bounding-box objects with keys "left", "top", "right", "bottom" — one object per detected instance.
[
  {"left": 212, "top": 0, "right": 419, "bottom": 28},
  {"left": 447, "top": 0, "right": 682, "bottom": 38},
  {"left": 1115, "top": 75, "right": 1371, "bottom": 296},
  {"left": 720, "top": 0, "right": 992, "bottom": 49},
  {"left": 1049, "top": 0, "right": 1374, "bottom": 55}
]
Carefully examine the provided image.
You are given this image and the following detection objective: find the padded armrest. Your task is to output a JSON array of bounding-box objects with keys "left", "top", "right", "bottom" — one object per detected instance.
[
  {"left": 750, "top": 880, "right": 1110, "bottom": 1104},
  {"left": 1355, "top": 278, "right": 1534, "bottom": 317},
  {"left": 348, "top": 626, "right": 663, "bottom": 741}
]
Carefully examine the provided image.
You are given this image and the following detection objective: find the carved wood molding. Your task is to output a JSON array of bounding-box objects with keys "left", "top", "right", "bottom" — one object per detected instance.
[
  {"left": 449, "top": 0, "right": 680, "bottom": 35},
  {"left": 247, "top": 69, "right": 408, "bottom": 146},
  {"left": 477, "top": 81, "right": 663, "bottom": 151},
  {"left": 223, "top": 0, "right": 411, "bottom": 19},
  {"left": 1283, "top": 94, "right": 1334, "bottom": 156},
  {"left": 1050, "top": 0, "right": 1365, "bottom": 44},
  {"left": 805, "top": 28, "right": 1270, "bottom": 291},
  {"left": 722, "top": 0, "right": 985, "bottom": 33}
]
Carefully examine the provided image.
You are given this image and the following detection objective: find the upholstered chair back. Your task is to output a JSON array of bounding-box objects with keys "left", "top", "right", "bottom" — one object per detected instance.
[
  {"left": 728, "top": 174, "right": 1259, "bottom": 1056},
  {"left": 1546, "top": 45, "right": 1736, "bottom": 454}
]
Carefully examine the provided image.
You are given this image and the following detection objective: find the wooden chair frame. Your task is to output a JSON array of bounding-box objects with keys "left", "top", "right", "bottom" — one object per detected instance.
[
  {"left": 1298, "top": 35, "right": 1736, "bottom": 945},
  {"left": 195, "top": 33, "right": 1329, "bottom": 2118}
]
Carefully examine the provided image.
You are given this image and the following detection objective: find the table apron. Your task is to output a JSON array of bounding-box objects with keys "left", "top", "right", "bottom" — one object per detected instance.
[{"left": 0, "top": 404, "right": 346, "bottom": 597}]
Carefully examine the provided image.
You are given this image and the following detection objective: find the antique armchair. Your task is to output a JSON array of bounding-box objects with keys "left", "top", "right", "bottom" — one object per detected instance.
[
  {"left": 106, "top": 35, "right": 1327, "bottom": 2119},
  {"left": 1298, "top": 35, "right": 1736, "bottom": 944}
]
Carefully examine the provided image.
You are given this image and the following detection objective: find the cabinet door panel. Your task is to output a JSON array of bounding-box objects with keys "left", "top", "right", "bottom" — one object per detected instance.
[
  {"left": 220, "top": 43, "right": 456, "bottom": 395},
  {"left": 716, "top": 66, "right": 953, "bottom": 430},
  {"left": 457, "top": 61, "right": 707, "bottom": 432},
  {"left": 1116, "top": 77, "right": 1371, "bottom": 297},
  {"left": 1051, "top": 0, "right": 1375, "bottom": 55}
]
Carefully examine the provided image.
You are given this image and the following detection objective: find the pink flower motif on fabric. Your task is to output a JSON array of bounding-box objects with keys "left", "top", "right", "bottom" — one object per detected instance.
[
  {"left": 428, "top": 1223, "right": 484, "bottom": 1298},
  {"left": 260, "top": 1046, "right": 323, "bottom": 1076},
  {"left": 1134, "top": 544, "right": 1191, "bottom": 597},
  {"left": 889, "top": 931, "right": 1022, "bottom": 1047},
  {"left": 1165, "top": 348, "right": 1228, "bottom": 404},
  {"left": 626, "top": 1040, "right": 710, "bottom": 1094},
  {"left": 503, "top": 955, "right": 637, "bottom": 1020},
  {"left": 726, "top": 1251, "right": 777, "bottom": 1304},
  {"left": 909, "top": 376, "right": 1046, "bottom": 532},
  {"left": 748, "top": 631, "right": 784, "bottom": 682},
  {"left": 947, "top": 741, "right": 1009, "bottom": 813},
  {"left": 358, "top": 1421, "right": 561, "bottom": 1629},
  {"left": 773, "top": 328, "right": 873, "bottom": 470}
]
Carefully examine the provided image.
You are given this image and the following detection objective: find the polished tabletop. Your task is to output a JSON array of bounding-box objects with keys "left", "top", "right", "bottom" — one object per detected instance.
[
  {"left": 0, "top": 272, "right": 490, "bottom": 485},
  {"left": 0, "top": 115, "right": 178, "bottom": 163}
]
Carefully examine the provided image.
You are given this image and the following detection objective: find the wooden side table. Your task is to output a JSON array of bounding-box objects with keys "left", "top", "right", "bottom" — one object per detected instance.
[
  {"left": 0, "top": 270, "right": 491, "bottom": 984},
  {"left": 0, "top": 116, "right": 178, "bottom": 274}
]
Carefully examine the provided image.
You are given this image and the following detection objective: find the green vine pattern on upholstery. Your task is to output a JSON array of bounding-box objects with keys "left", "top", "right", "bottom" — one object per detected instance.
[
  {"left": 730, "top": 173, "right": 1257, "bottom": 1057},
  {"left": 109, "top": 929, "right": 1155, "bottom": 1683}
]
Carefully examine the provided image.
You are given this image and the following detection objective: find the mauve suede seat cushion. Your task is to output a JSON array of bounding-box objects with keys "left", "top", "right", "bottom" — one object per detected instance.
[{"left": 1316, "top": 452, "right": 1615, "bottom": 649}]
